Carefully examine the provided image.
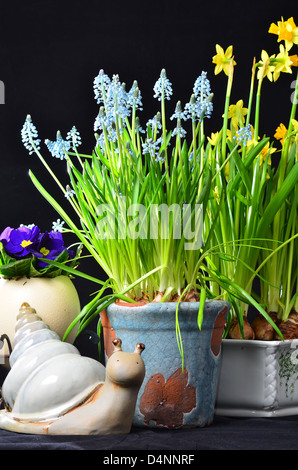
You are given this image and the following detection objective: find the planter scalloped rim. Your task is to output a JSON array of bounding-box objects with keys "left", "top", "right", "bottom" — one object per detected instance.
[
  {"left": 215, "top": 338, "right": 298, "bottom": 417},
  {"left": 102, "top": 299, "right": 230, "bottom": 429}
]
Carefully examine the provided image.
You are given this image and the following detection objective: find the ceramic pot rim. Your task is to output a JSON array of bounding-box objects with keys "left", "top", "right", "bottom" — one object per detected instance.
[
  {"left": 114, "top": 299, "right": 230, "bottom": 308},
  {"left": 223, "top": 338, "right": 298, "bottom": 347},
  {"left": 105, "top": 300, "right": 230, "bottom": 334}
]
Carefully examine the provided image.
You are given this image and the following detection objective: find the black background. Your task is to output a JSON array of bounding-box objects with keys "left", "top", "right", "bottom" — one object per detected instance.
[{"left": 0, "top": 0, "right": 297, "bottom": 308}]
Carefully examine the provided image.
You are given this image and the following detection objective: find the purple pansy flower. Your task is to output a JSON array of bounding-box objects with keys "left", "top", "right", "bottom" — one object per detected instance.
[
  {"left": 0, "top": 224, "right": 76, "bottom": 278},
  {"left": 0, "top": 225, "right": 40, "bottom": 258},
  {"left": 0, "top": 226, "right": 12, "bottom": 248},
  {"left": 30, "top": 231, "right": 72, "bottom": 268}
]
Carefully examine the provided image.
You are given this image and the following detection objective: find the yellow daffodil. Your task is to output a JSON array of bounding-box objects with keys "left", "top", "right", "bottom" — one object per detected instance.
[
  {"left": 274, "top": 120, "right": 298, "bottom": 145},
  {"left": 257, "top": 46, "right": 297, "bottom": 82},
  {"left": 226, "top": 100, "right": 248, "bottom": 129},
  {"left": 257, "top": 50, "right": 275, "bottom": 81},
  {"left": 207, "top": 132, "right": 219, "bottom": 146},
  {"left": 212, "top": 45, "right": 236, "bottom": 76},
  {"left": 291, "top": 119, "right": 298, "bottom": 142},
  {"left": 207, "top": 130, "right": 232, "bottom": 146},
  {"left": 290, "top": 55, "right": 298, "bottom": 66},
  {"left": 212, "top": 186, "right": 221, "bottom": 204},
  {"left": 274, "top": 123, "right": 287, "bottom": 145},
  {"left": 269, "top": 17, "right": 298, "bottom": 51},
  {"left": 246, "top": 126, "right": 256, "bottom": 147},
  {"left": 258, "top": 142, "right": 276, "bottom": 165},
  {"left": 273, "top": 44, "right": 295, "bottom": 81}
]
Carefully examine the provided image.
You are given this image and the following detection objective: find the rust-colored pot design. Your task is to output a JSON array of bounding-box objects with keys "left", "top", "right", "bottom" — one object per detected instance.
[{"left": 101, "top": 300, "right": 229, "bottom": 429}]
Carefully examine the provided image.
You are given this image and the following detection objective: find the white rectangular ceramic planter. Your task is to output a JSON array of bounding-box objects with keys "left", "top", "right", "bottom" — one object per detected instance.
[{"left": 215, "top": 338, "right": 298, "bottom": 417}]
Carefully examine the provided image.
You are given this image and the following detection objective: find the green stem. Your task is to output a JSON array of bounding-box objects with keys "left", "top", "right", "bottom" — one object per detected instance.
[
  {"left": 242, "top": 58, "right": 256, "bottom": 161},
  {"left": 131, "top": 103, "right": 136, "bottom": 150},
  {"left": 30, "top": 140, "right": 83, "bottom": 220},
  {"left": 73, "top": 145, "right": 84, "bottom": 169},
  {"left": 221, "top": 61, "right": 234, "bottom": 162},
  {"left": 246, "top": 58, "right": 256, "bottom": 127},
  {"left": 280, "top": 69, "right": 298, "bottom": 177},
  {"left": 31, "top": 143, "right": 65, "bottom": 193},
  {"left": 192, "top": 119, "right": 197, "bottom": 163},
  {"left": 212, "top": 144, "right": 240, "bottom": 183},
  {"left": 254, "top": 77, "right": 263, "bottom": 143},
  {"left": 103, "top": 127, "right": 118, "bottom": 191},
  {"left": 161, "top": 92, "right": 170, "bottom": 196},
  {"left": 198, "top": 121, "right": 204, "bottom": 196}
]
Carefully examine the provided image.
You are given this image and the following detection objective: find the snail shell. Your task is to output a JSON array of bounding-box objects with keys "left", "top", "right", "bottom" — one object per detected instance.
[{"left": 2, "top": 302, "right": 106, "bottom": 421}]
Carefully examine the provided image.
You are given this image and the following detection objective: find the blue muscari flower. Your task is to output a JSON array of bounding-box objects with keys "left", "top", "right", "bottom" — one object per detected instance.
[
  {"left": 170, "top": 101, "right": 186, "bottom": 121},
  {"left": 21, "top": 115, "right": 41, "bottom": 154},
  {"left": 193, "top": 71, "right": 211, "bottom": 101},
  {"left": 106, "top": 126, "right": 117, "bottom": 142},
  {"left": 197, "top": 98, "right": 213, "bottom": 121},
  {"left": 172, "top": 122, "right": 187, "bottom": 138},
  {"left": 45, "top": 131, "right": 71, "bottom": 160},
  {"left": 20, "top": 223, "right": 36, "bottom": 229},
  {"left": 188, "top": 151, "right": 194, "bottom": 162},
  {"left": 184, "top": 93, "right": 213, "bottom": 123},
  {"left": 234, "top": 124, "right": 253, "bottom": 145},
  {"left": 96, "top": 132, "right": 105, "bottom": 152},
  {"left": 135, "top": 116, "right": 145, "bottom": 134},
  {"left": 183, "top": 95, "right": 199, "bottom": 122},
  {"left": 127, "top": 80, "right": 143, "bottom": 111},
  {"left": 93, "top": 69, "right": 111, "bottom": 104},
  {"left": 171, "top": 102, "right": 187, "bottom": 139},
  {"left": 106, "top": 74, "right": 130, "bottom": 120},
  {"left": 94, "top": 106, "right": 113, "bottom": 132},
  {"left": 65, "top": 185, "right": 76, "bottom": 199},
  {"left": 94, "top": 114, "right": 103, "bottom": 132},
  {"left": 142, "top": 137, "right": 162, "bottom": 157},
  {"left": 183, "top": 72, "right": 214, "bottom": 123},
  {"left": 155, "top": 153, "right": 165, "bottom": 163},
  {"left": 146, "top": 113, "right": 162, "bottom": 132},
  {"left": 136, "top": 125, "right": 145, "bottom": 134},
  {"left": 153, "top": 69, "right": 173, "bottom": 101},
  {"left": 52, "top": 219, "right": 65, "bottom": 232},
  {"left": 66, "top": 126, "right": 82, "bottom": 149}
]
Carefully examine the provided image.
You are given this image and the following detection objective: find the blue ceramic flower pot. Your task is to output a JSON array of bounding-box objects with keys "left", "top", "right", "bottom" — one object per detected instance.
[{"left": 102, "top": 299, "right": 230, "bottom": 428}]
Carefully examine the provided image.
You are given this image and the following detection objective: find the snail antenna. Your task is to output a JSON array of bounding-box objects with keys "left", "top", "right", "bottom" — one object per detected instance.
[
  {"left": 134, "top": 343, "right": 145, "bottom": 355},
  {"left": 112, "top": 338, "right": 122, "bottom": 352}
]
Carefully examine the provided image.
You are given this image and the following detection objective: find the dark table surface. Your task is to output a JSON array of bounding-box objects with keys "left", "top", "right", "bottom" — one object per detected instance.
[{"left": 0, "top": 414, "right": 297, "bottom": 451}]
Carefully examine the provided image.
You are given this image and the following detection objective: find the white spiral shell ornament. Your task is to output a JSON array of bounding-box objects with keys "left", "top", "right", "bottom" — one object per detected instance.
[{"left": 0, "top": 302, "right": 145, "bottom": 435}]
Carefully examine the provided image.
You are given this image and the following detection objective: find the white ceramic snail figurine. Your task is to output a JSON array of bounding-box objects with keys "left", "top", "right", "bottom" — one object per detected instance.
[{"left": 0, "top": 302, "right": 145, "bottom": 435}]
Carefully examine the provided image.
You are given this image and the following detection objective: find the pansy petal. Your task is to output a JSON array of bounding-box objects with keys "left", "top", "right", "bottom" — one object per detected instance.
[
  {"left": 0, "top": 227, "right": 12, "bottom": 244},
  {"left": 9, "top": 229, "right": 26, "bottom": 245}
]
